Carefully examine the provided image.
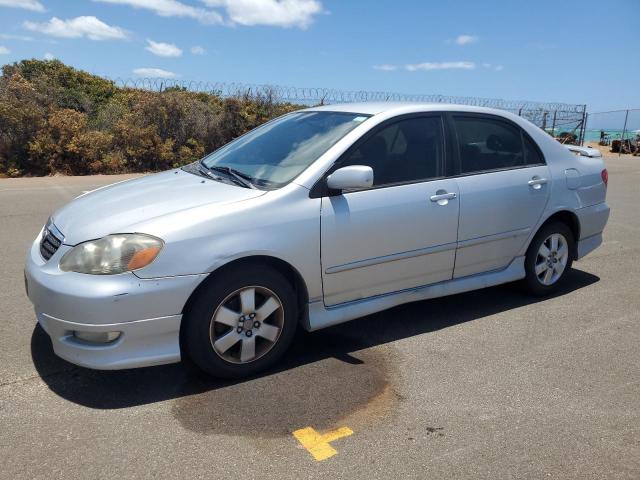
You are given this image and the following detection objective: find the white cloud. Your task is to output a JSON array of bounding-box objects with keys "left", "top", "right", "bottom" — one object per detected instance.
[
  {"left": 405, "top": 61, "right": 475, "bottom": 72},
  {"left": 191, "top": 45, "right": 206, "bottom": 55},
  {"left": 43, "top": 52, "right": 55, "bottom": 60},
  {"left": 24, "top": 16, "right": 128, "bottom": 41},
  {"left": 202, "top": 0, "right": 324, "bottom": 28},
  {"left": 94, "top": 0, "right": 223, "bottom": 24},
  {"left": 481, "top": 62, "right": 504, "bottom": 71},
  {"left": 455, "top": 34, "right": 478, "bottom": 45},
  {"left": 133, "top": 67, "right": 177, "bottom": 78},
  {"left": 0, "top": 33, "right": 34, "bottom": 41},
  {"left": 0, "top": 46, "right": 10, "bottom": 54},
  {"left": 0, "top": 0, "right": 45, "bottom": 12},
  {"left": 95, "top": 0, "right": 324, "bottom": 28},
  {"left": 373, "top": 64, "right": 397, "bottom": 71},
  {"left": 146, "top": 39, "right": 182, "bottom": 57}
]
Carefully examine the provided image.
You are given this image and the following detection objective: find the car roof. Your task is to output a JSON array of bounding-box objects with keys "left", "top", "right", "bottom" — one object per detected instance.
[{"left": 304, "top": 102, "right": 515, "bottom": 117}]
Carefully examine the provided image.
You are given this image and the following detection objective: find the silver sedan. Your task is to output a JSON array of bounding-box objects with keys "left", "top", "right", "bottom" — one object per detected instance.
[{"left": 25, "top": 103, "right": 610, "bottom": 377}]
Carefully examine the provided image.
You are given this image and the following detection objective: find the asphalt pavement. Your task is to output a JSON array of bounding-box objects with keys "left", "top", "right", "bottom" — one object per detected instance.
[{"left": 0, "top": 158, "right": 638, "bottom": 479}]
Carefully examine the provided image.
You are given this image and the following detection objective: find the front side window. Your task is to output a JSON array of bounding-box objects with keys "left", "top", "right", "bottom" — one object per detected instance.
[
  {"left": 201, "top": 111, "right": 370, "bottom": 188},
  {"left": 453, "top": 116, "right": 525, "bottom": 174},
  {"left": 339, "top": 116, "right": 444, "bottom": 186}
]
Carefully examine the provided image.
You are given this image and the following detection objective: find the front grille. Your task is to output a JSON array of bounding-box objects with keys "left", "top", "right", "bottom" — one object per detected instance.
[{"left": 40, "top": 223, "right": 63, "bottom": 261}]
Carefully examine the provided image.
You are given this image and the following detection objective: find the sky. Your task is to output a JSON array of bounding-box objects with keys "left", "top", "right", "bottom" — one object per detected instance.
[{"left": 0, "top": 0, "right": 638, "bottom": 113}]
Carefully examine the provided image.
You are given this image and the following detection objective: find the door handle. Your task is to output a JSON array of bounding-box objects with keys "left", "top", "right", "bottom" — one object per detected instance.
[
  {"left": 528, "top": 177, "right": 548, "bottom": 190},
  {"left": 430, "top": 191, "right": 457, "bottom": 205}
]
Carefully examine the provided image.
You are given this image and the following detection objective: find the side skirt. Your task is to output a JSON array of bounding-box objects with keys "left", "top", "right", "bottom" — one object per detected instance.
[{"left": 303, "top": 256, "right": 526, "bottom": 331}]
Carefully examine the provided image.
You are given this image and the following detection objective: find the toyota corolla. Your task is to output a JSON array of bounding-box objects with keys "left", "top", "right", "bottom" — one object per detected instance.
[{"left": 25, "top": 103, "right": 610, "bottom": 378}]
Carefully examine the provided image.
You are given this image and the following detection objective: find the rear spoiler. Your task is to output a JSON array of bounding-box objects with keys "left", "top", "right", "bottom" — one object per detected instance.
[{"left": 565, "top": 145, "right": 602, "bottom": 158}]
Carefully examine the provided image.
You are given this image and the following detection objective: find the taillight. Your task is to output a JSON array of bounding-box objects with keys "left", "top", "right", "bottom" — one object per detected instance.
[{"left": 601, "top": 169, "right": 608, "bottom": 187}]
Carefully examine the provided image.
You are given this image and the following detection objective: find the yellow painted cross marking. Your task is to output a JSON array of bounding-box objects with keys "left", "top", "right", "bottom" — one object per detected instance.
[{"left": 292, "top": 426, "right": 354, "bottom": 461}]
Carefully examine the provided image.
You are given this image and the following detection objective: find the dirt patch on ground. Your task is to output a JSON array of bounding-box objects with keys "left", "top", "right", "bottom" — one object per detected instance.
[{"left": 171, "top": 345, "right": 401, "bottom": 438}]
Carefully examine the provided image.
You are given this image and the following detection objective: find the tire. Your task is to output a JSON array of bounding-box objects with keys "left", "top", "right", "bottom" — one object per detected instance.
[
  {"left": 183, "top": 265, "right": 298, "bottom": 378},
  {"left": 523, "top": 221, "right": 574, "bottom": 296}
]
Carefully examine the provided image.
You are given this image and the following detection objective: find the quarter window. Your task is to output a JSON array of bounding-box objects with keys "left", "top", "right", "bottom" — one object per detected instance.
[
  {"left": 453, "top": 116, "right": 525, "bottom": 174},
  {"left": 339, "top": 116, "right": 444, "bottom": 186},
  {"left": 524, "top": 134, "right": 544, "bottom": 165}
]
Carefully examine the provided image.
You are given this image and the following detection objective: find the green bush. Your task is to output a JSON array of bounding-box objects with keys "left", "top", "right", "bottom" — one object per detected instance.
[{"left": 0, "top": 59, "right": 302, "bottom": 177}]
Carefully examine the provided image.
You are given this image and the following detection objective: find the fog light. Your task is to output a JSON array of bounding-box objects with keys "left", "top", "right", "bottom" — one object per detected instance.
[{"left": 73, "top": 331, "right": 121, "bottom": 344}]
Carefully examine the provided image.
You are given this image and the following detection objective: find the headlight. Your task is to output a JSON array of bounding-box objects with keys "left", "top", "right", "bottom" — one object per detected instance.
[{"left": 60, "top": 234, "right": 163, "bottom": 275}]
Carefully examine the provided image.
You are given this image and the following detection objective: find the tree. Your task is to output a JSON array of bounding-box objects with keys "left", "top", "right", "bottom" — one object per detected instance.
[
  {"left": 29, "top": 108, "right": 113, "bottom": 175},
  {"left": 0, "top": 73, "right": 48, "bottom": 176},
  {"left": 0, "top": 59, "right": 303, "bottom": 177}
]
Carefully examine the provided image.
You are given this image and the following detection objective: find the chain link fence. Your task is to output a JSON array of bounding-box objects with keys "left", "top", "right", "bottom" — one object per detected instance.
[
  {"left": 583, "top": 109, "right": 640, "bottom": 154},
  {"left": 113, "top": 77, "right": 587, "bottom": 144}
]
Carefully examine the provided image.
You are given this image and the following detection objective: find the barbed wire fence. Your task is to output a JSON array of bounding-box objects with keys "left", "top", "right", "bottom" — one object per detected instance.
[
  {"left": 112, "top": 77, "right": 588, "bottom": 144},
  {"left": 583, "top": 108, "right": 640, "bottom": 155}
]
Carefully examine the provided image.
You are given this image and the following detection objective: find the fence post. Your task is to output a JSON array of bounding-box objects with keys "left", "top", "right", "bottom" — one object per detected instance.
[
  {"left": 551, "top": 111, "right": 557, "bottom": 137},
  {"left": 580, "top": 104, "right": 589, "bottom": 147},
  {"left": 579, "top": 113, "right": 587, "bottom": 146},
  {"left": 620, "top": 109, "right": 629, "bottom": 157}
]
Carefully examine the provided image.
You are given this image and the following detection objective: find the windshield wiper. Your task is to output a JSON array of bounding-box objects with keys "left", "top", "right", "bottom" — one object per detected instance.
[
  {"left": 195, "top": 163, "right": 233, "bottom": 184},
  {"left": 204, "top": 164, "right": 256, "bottom": 189}
]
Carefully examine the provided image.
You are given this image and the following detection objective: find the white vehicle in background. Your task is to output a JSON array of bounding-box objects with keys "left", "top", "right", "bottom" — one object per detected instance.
[{"left": 25, "top": 103, "right": 610, "bottom": 378}]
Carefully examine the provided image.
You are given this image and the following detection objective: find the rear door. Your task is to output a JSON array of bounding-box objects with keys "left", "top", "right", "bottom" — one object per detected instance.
[
  {"left": 320, "top": 114, "right": 459, "bottom": 306},
  {"left": 448, "top": 113, "right": 550, "bottom": 278}
]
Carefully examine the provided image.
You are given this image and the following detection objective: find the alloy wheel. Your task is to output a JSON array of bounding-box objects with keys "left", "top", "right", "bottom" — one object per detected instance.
[
  {"left": 535, "top": 233, "right": 569, "bottom": 286},
  {"left": 209, "top": 286, "right": 284, "bottom": 364}
]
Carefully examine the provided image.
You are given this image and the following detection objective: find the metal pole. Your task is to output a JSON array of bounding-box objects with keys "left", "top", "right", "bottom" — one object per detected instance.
[
  {"left": 580, "top": 113, "right": 588, "bottom": 146},
  {"left": 580, "top": 105, "right": 588, "bottom": 146},
  {"left": 551, "top": 111, "right": 557, "bottom": 137},
  {"left": 619, "top": 109, "right": 629, "bottom": 157}
]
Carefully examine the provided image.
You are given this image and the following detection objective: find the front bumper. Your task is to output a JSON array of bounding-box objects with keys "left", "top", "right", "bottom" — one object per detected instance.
[
  {"left": 36, "top": 312, "right": 182, "bottom": 370},
  {"left": 25, "top": 234, "right": 207, "bottom": 370}
]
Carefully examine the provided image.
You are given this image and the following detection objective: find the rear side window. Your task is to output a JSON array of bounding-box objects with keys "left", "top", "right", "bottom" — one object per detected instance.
[
  {"left": 523, "top": 134, "right": 544, "bottom": 165},
  {"left": 340, "top": 116, "right": 444, "bottom": 186},
  {"left": 453, "top": 116, "right": 525, "bottom": 174}
]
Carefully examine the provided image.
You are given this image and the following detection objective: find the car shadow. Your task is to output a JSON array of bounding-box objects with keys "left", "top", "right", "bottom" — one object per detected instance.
[{"left": 31, "top": 269, "right": 599, "bottom": 412}]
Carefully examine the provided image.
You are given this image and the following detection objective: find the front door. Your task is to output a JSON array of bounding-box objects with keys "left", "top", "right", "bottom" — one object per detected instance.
[{"left": 320, "top": 115, "right": 460, "bottom": 306}]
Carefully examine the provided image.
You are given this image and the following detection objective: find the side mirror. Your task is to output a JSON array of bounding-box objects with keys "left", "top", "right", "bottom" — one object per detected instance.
[{"left": 326, "top": 165, "right": 374, "bottom": 191}]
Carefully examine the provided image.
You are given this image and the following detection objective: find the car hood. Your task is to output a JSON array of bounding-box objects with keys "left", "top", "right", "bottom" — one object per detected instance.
[{"left": 52, "top": 169, "right": 266, "bottom": 245}]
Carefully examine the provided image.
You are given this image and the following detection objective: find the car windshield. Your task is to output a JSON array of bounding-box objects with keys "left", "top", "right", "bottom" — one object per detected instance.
[{"left": 200, "top": 111, "right": 370, "bottom": 188}]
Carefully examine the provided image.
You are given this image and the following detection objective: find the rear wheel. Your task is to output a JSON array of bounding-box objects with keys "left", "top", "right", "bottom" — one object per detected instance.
[
  {"left": 523, "top": 222, "right": 574, "bottom": 295},
  {"left": 183, "top": 265, "right": 297, "bottom": 378}
]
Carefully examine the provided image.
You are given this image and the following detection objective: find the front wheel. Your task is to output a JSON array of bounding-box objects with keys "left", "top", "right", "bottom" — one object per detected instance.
[
  {"left": 183, "top": 265, "right": 298, "bottom": 378},
  {"left": 523, "top": 222, "right": 574, "bottom": 296}
]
